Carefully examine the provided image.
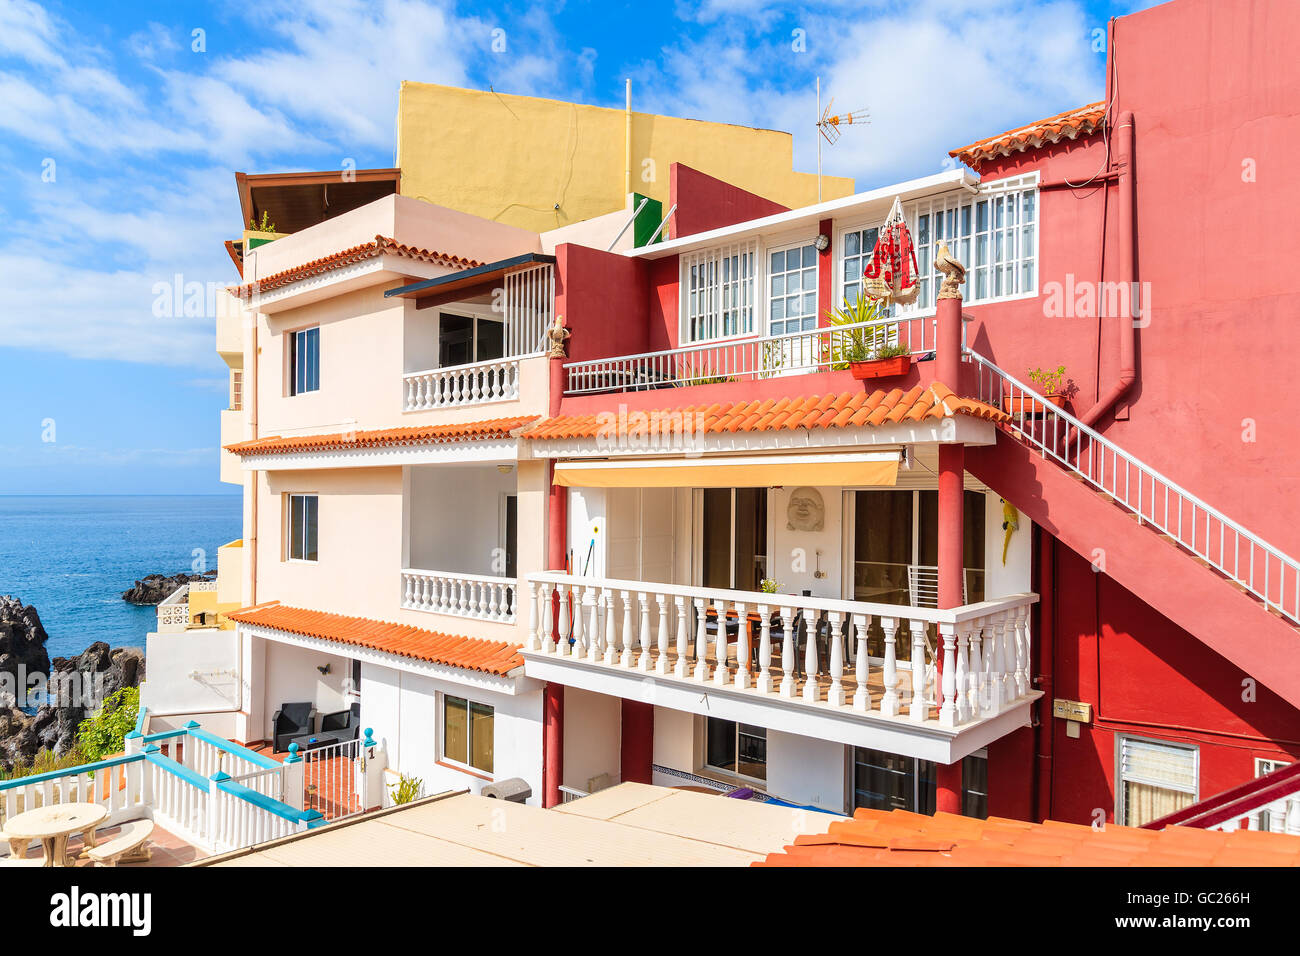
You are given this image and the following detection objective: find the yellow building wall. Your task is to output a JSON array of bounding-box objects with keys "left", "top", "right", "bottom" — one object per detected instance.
[{"left": 396, "top": 82, "right": 855, "bottom": 234}]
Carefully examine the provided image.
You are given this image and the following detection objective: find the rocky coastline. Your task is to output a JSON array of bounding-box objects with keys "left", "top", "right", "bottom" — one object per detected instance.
[
  {"left": 0, "top": 596, "right": 145, "bottom": 771},
  {"left": 121, "top": 570, "right": 216, "bottom": 605}
]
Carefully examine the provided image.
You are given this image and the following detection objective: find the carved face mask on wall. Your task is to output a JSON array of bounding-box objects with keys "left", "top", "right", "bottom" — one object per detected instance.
[{"left": 786, "top": 486, "right": 825, "bottom": 532}]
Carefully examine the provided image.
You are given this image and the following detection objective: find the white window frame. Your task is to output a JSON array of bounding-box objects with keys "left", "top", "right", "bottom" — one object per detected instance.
[
  {"left": 678, "top": 239, "right": 759, "bottom": 345},
  {"left": 835, "top": 175, "right": 1039, "bottom": 317},
  {"left": 440, "top": 693, "right": 495, "bottom": 776},
  {"left": 702, "top": 716, "right": 768, "bottom": 784},
  {"left": 288, "top": 325, "right": 320, "bottom": 396},
  {"left": 284, "top": 493, "right": 318, "bottom": 563},
  {"left": 764, "top": 237, "right": 820, "bottom": 339},
  {"left": 1115, "top": 734, "right": 1199, "bottom": 827}
]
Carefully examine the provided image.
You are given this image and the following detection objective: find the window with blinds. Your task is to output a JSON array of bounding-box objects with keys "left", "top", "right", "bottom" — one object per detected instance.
[
  {"left": 680, "top": 240, "right": 757, "bottom": 343},
  {"left": 1118, "top": 736, "right": 1198, "bottom": 827}
]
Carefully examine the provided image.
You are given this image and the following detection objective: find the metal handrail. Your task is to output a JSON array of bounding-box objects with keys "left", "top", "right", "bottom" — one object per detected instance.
[{"left": 966, "top": 347, "right": 1300, "bottom": 622}]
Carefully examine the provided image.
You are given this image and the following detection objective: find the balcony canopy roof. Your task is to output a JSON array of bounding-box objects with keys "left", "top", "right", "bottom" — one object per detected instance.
[
  {"left": 236, "top": 168, "right": 401, "bottom": 235},
  {"left": 385, "top": 252, "right": 556, "bottom": 308}
]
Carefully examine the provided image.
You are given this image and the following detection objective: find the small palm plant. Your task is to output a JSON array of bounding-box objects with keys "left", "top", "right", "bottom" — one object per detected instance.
[{"left": 824, "top": 294, "right": 906, "bottom": 368}]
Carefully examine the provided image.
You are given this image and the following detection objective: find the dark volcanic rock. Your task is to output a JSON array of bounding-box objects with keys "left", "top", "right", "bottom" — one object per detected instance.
[
  {"left": 122, "top": 571, "right": 216, "bottom": 605},
  {"left": 0, "top": 599, "right": 146, "bottom": 771}
]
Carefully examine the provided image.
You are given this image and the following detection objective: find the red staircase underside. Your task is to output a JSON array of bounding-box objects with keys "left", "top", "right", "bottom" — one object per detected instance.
[{"left": 967, "top": 431, "right": 1300, "bottom": 709}]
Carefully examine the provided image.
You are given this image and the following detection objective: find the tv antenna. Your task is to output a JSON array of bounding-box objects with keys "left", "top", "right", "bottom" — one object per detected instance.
[{"left": 815, "top": 76, "right": 869, "bottom": 201}]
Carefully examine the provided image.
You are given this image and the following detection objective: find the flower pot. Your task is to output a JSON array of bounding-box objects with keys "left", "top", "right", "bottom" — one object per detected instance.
[
  {"left": 1002, "top": 393, "right": 1067, "bottom": 416},
  {"left": 849, "top": 355, "right": 912, "bottom": 380}
]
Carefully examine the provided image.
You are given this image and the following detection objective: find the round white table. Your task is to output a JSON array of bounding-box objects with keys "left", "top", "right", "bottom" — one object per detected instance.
[{"left": 5, "top": 803, "right": 108, "bottom": 867}]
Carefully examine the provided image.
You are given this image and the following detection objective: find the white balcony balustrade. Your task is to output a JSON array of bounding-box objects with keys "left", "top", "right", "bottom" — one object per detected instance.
[
  {"left": 563, "top": 315, "right": 934, "bottom": 396},
  {"left": 525, "top": 572, "right": 1037, "bottom": 730},
  {"left": 404, "top": 357, "right": 520, "bottom": 411},
  {"left": 402, "top": 569, "right": 517, "bottom": 623}
]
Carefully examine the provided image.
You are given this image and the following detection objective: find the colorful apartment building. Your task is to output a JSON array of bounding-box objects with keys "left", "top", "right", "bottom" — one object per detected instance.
[{"left": 143, "top": 0, "right": 1300, "bottom": 827}]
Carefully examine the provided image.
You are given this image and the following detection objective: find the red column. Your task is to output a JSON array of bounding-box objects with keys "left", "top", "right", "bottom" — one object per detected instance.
[
  {"left": 934, "top": 284, "right": 964, "bottom": 814},
  {"left": 542, "top": 352, "right": 569, "bottom": 808},
  {"left": 620, "top": 699, "right": 654, "bottom": 784},
  {"left": 816, "top": 217, "right": 833, "bottom": 325},
  {"left": 542, "top": 683, "right": 564, "bottom": 808}
]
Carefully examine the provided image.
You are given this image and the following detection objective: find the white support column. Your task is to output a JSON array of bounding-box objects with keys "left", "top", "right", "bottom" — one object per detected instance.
[{"left": 880, "top": 616, "right": 900, "bottom": 716}]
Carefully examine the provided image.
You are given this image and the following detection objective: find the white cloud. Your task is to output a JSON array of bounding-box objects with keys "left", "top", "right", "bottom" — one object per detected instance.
[{"left": 127, "top": 22, "right": 181, "bottom": 61}]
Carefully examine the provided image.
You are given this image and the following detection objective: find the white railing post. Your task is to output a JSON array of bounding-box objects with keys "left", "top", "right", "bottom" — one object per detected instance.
[
  {"left": 650, "top": 593, "right": 667, "bottom": 673},
  {"left": 714, "top": 602, "right": 732, "bottom": 687},
  {"left": 802, "top": 604, "right": 820, "bottom": 703},
  {"left": 965, "top": 621, "right": 983, "bottom": 720},
  {"left": 673, "top": 596, "right": 689, "bottom": 678},
  {"left": 938, "top": 623, "right": 958, "bottom": 727},
  {"left": 826, "top": 611, "right": 844, "bottom": 706},
  {"left": 693, "top": 599, "right": 711, "bottom": 682},
  {"left": 734, "top": 601, "right": 751, "bottom": 689},
  {"left": 620, "top": 590, "right": 636, "bottom": 667},
  {"left": 779, "top": 607, "right": 796, "bottom": 698},
  {"left": 909, "top": 620, "right": 928, "bottom": 722},
  {"left": 282, "top": 745, "right": 305, "bottom": 811},
  {"left": 880, "top": 617, "right": 900, "bottom": 716},
  {"left": 756, "top": 604, "right": 773, "bottom": 693},
  {"left": 853, "top": 614, "right": 871, "bottom": 712},
  {"left": 559, "top": 584, "right": 574, "bottom": 655},
  {"left": 1015, "top": 604, "right": 1031, "bottom": 698}
]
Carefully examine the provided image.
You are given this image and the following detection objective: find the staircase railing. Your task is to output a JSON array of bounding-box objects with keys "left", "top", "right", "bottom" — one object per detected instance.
[{"left": 966, "top": 349, "right": 1300, "bottom": 625}]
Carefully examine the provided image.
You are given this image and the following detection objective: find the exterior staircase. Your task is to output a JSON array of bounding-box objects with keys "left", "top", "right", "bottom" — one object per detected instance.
[{"left": 962, "top": 351, "right": 1300, "bottom": 708}]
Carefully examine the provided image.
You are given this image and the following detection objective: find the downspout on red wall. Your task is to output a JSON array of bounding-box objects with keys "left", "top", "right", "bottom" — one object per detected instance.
[
  {"left": 542, "top": 351, "right": 568, "bottom": 808},
  {"left": 1034, "top": 528, "right": 1055, "bottom": 823},
  {"left": 1074, "top": 111, "right": 1137, "bottom": 430}
]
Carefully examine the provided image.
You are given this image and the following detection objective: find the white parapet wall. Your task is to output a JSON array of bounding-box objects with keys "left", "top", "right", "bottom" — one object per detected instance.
[{"left": 142, "top": 627, "right": 242, "bottom": 719}]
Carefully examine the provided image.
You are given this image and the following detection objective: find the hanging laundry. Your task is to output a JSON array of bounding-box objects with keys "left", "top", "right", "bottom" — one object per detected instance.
[{"left": 862, "top": 196, "right": 920, "bottom": 306}]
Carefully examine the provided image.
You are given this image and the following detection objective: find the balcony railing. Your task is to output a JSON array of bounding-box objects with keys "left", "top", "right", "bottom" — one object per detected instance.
[
  {"left": 402, "top": 569, "right": 517, "bottom": 623},
  {"left": 524, "top": 572, "right": 1037, "bottom": 729},
  {"left": 404, "top": 357, "right": 520, "bottom": 411},
  {"left": 562, "top": 316, "right": 934, "bottom": 396}
]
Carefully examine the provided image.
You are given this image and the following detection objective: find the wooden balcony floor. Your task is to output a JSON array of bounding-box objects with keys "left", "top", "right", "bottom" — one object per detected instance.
[{"left": 548, "top": 639, "right": 942, "bottom": 722}]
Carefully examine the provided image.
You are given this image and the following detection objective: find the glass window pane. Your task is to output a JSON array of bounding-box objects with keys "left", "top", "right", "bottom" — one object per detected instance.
[
  {"left": 737, "top": 724, "right": 767, "bottom": 780},
  {"left": 444, "top": 696, "right": 468, "bottom": 764},
  {"left": 770, "top": 251, "right": 782, "bottom": 272},
  {"left": 844, "top": 231, "right": 860, "bottom": 256},
  {"left": 706, "top": 717, "right": 736, "bottom": 773},
  {"left": 802, "top": 245, "right": 816, "bottom": 268},
  {"left": 304, "top": 495, "right": 318, "bottom": 561},
  {"left": 470, "top": 702, "right": 494, "bottom": 772},
  {"left": 289, "top": 495, "right": 304, "bottom": 560}
]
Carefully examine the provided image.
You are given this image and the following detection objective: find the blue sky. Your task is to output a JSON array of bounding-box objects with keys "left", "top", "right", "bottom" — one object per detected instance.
[{"left": 0, "top": 0, "right": 1158, "bottom": 494}]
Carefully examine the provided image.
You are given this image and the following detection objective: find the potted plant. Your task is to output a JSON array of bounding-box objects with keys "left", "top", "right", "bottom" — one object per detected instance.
[
  {"left": 1004, "top": 365, "right": 1072, "bottom": 415},
  {"left": 825, "top": 295, "right": 913, "bottom": 380}
]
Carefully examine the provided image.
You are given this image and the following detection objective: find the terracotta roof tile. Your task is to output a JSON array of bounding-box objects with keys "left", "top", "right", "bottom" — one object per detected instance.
[
  {"left": 230, "top": 235, "right": 483, "bottom": 298},
  {"left": 521, "top": 383, "right": 1006, "bottom": 442},
  {"left": 226, "top": 602, "right": 524, "bottom": 676},
  {"left": 752, "top": 807, "right": 1300, "bottom": 867},
  {"left": 226, "top": 416, "right": 538, "bottom": 457},
  {"left": 950, "top": 102, "right": 1106, "bottom": 169}
]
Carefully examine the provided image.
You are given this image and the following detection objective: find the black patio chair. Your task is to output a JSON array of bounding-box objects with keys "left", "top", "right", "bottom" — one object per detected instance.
[
  {"left": 272, "top": 701, "right": 315, "bottom": 753},
  {"left": 319, "top": 702, "right": 361, "bottom": 742}
]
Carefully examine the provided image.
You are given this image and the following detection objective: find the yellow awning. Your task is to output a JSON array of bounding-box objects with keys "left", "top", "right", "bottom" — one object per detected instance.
[{"left": 552, "top": 452, "right": 900, "bottom": 488}]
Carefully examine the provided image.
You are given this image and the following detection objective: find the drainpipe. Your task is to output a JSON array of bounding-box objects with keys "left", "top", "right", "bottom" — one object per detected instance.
[
  {"left": 934, "top": 267, "right": 964, "bottom": 815},
  {"left": 1073, "top": 110, "right": 1137, "bottom": 431},
  {"left": 1034, "top": 528, "right": 1055, "bottom": 823},
  {"left": 248, "top": 310, "right": 258, "bottom": 607},
  {"left": 624, "top": 79, "right": 632, "bottom": 198}
]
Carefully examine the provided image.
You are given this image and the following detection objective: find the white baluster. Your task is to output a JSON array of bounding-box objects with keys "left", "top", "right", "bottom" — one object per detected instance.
[
  {"left": 652, "top": 594, "right": 668, "bottom": 673},
  {"left": 1008, "top": 608, "right": 1029, "bottom": 697},
  {"left": 938, "top": 623, "right": 958, "bottom": 727},
  {"left": 603, "top": 590, "right": 619, "bottom": 665},
  {"left": 527, "top": 583, "right": 541, "bottom": 650},
  {"left": 986, "top": 612, "right": 1005, "bottom": 711},
  {"left": 733, "top": 602, "right": 751, "bottom": 689},
  {"left": 693, "top": 599, "right": 710, "bottom": 682},
  {"left": 853, "top": 614, "right": 871, "bottom": 712},
  {"left": 826, "top": 611, "right": 844, "bottom": 706},
  {"left": 802, "top": 606, "right": 820, "bottom": 703},
  {"left": 966, "top": 620, "right": 983, "bottom": 718},
  {"left": 714, "top": 602, "right": 731, "bottom": 687},
  {"left": 585, "top": 588, "right": 601, "bottom": 662},
  {"left": 909, "top": 620, "right": 928, "bottom": 722},
  {"left": 779, "top": 607, "right": 796, "bottom": 698},
  {"left": 674, "top": 596, "right": 689, "bottom": 678},
  {"left": 880, "top": 617, "right": 900, "bottom": 716},
  {"left": 620, "top": 590, "right": 637, "bottom": 668},
  {"left": 756, "top": 604, "right": 772, "bottom": 693},
  {"left": 558, "top": 584, "right": 573, "bottom": 655},
  {"left": 954, "top": 624, "right": 971, "bottom": 724},
  {"left": 637, "top": 592, "right": 652, "bottom": 671}
]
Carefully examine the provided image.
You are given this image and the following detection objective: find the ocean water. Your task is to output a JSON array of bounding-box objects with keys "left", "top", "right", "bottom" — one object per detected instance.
[{"left": 0, "top": 496, "right": 242, "bottom": 659}]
